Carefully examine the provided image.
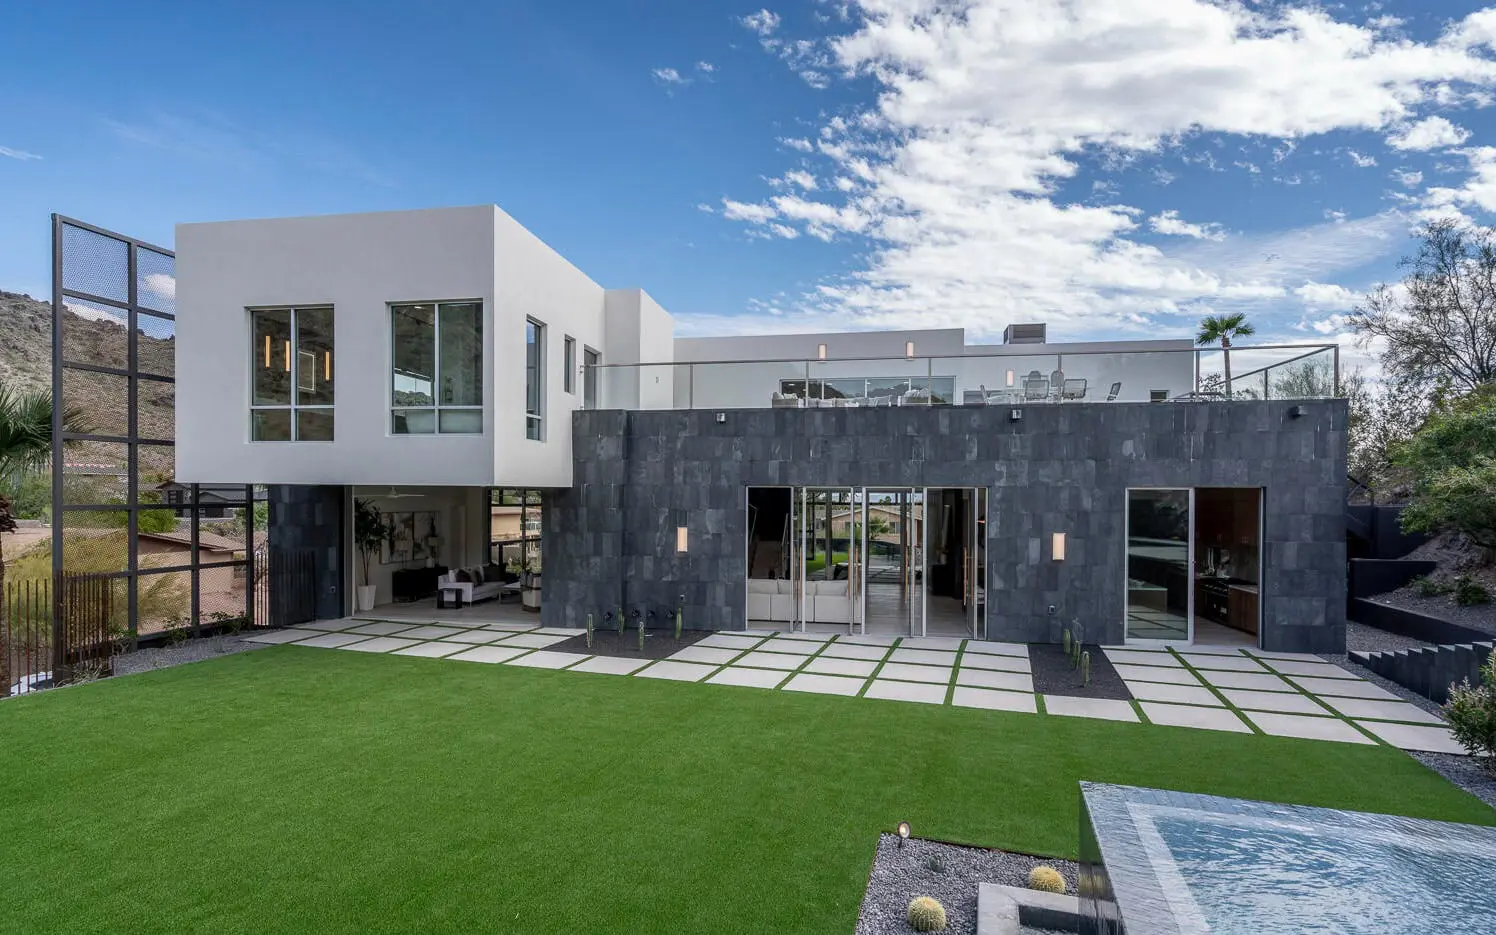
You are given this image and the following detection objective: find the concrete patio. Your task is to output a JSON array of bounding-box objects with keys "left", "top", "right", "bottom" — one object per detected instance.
[{"left": 244, "top": 622, "right": 1468, "bottom": 756}]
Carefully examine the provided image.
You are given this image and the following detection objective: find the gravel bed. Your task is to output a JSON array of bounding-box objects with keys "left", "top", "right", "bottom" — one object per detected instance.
[
  {"left": 546, "top": 627, "right": 709, "bottom": 659},
  {"left": 1029, "top": 644, "right": 1130, "bottom": 700},
  {"left": 112, "top": 634, "right": 267, "bottom": 676},
  {"left": 855, "top": 834, "right": 1078, "bottom": 935},
  {"left": 1366, "top": 589, "right": 1496, "bottom": 638},
  {"left": 1341, "top": 620, "right": 1432, "bottom": 654},
  {"left": 1410, "top": 752, "right": 1496, "bottom": 811}
]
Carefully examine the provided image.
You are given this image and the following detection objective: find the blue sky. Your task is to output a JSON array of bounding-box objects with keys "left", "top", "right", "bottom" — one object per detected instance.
[{"left": 2, "top": 1, "right": 1495, "bottom": 361}]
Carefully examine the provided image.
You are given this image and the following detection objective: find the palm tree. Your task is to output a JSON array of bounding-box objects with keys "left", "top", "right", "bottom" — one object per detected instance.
[
  {"left": 1196, "top": 313, "right": 1256, "bottom": 398},
  {"left": 0, "top": 384, "right": 87, "bottom": 696}
]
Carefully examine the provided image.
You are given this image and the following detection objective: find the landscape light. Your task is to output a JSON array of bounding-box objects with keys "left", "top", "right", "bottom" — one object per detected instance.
[{"left": 897, "top": 821, "right": 911, "bottom": 847}]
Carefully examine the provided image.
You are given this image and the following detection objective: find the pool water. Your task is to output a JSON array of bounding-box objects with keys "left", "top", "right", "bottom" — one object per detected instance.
[{"left": 1149, "top": 813, "right": 1496, "bottom": 934}]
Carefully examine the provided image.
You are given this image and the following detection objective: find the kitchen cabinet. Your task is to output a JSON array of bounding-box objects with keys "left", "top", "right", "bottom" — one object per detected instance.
[{"left": 1229, "top": 585, "right": 1259, "bottom": 635}]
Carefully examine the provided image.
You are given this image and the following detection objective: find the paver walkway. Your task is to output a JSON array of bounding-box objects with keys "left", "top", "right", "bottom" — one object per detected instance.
[{"left": 244, "top": 620, "right": 1468, "bottom": 756}]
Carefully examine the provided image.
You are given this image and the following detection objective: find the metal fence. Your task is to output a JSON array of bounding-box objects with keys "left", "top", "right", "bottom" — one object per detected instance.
[{"left": 2, "top": 574, "right": 120, "bottom": 696}]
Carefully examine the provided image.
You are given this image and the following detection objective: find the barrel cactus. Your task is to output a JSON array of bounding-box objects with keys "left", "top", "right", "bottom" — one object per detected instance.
[
  {"left": 906, "top": 896, "right": 947, "bottom": 932},
  {"left": 1028, "top": 865, "right": 1066, "bottom": 894}
]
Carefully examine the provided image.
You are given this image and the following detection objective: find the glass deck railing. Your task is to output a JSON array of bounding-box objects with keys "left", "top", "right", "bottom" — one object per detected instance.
[{"left": 584, "top": 343, "right": 1340, "bottom": 411}]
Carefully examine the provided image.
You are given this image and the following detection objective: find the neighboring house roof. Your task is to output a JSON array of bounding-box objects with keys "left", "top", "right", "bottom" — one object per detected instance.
[
  {"left": 139, "top": 530, "right": 243, "bottom": 552},
  {"left": 154, "top": 482, "right": 252, "bottom": 500}
]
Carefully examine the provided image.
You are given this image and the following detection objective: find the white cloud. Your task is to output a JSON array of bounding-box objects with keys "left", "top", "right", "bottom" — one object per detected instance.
[
  {"left": 800, "top": 70, "right": 831, "bottom": 89},
  {"left": 0, "top": 145, "right": 41, "bottom": 161},
  {"left": 739, "top": 9, "right": 781, "bottom": 36},
  {"left": 1387, "top": 115, "right": 1471, "bottom": 150},
  {"left": 1393, "top": 168, "right": 1424, "bottom": 188},
  {"left": 142, "top": 272, "right": 176, "bottom": 302},
  {"left": 721, "top": 198, "right": 778, "bottom": 223},
  {"left": 1293, "top": 281, "right": 1360, "bottom": 311},
  {"left": 769, "top": 223, "right": 801, "bottom": 239},
  {"left": 652, "top": 67, "right": 688, "bottom": 85},
  {"left": 783, "top": 169, "right": 817, "bottom": 190},
  {"left": 697, "top": 61, "right": 715, "bottom": 74},
  {"left": 696, "top": 202, "right": 715, "bottom": 213},
  {"left": 1423, "top": 146, "right": 1496, "bottom": 216},
  {"left": 703, "top": 1, "right": 1496, "bottom": 340},
  {"left": 781, "top": 137, "right": 814, "bottom": 152},
  {"left": 1347, "top": 150, "right": 1377, "bottom": 167},
  {"left": 1149, "top": 210, "right": 1226, "bottom": 241}
]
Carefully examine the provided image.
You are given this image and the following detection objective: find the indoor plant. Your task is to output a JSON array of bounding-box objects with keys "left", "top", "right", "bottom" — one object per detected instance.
[{"left": 353, "top": 498, "right": 390, "bottom": 612}]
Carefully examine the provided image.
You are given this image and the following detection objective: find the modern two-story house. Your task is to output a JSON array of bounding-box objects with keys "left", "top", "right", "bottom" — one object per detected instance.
[{"left": 175, "top": 205, "right": 1348, "bottom": 653}]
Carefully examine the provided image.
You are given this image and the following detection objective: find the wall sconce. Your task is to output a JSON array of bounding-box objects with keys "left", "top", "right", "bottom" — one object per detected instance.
[
  {"left": 1289, "top": 404, "right": 1307, "bottom": 418},
  {"left": 1052, "top": 532, "right": 1066, "bottom": 561},
  {"left": 674, "top": 510, "right": 688, "bottom": 553},
  {"left": 1006, "top": 369, "right": 1015, "bottom": 387},
  {"left": 715, "top": 412, "right": 727, "bottom": 424},
  {"left": 905, "top": 341, "right": 915, "bottom": 358},
  {"left": 1009, "top": 408, "right": 1023, "bottom": 422},
  {"left": 817, "top": 343, "right": 827, "bottom": 360}
]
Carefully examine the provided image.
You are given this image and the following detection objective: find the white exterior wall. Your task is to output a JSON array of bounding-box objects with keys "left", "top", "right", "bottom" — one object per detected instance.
[
  {"left": 491, "top": 208, "right": 609, "bottom": 487},
  {"left": 175, "top": 206, "right": 498, "bottom": 487},
  {"left": 601, "top": 288, "right": 676, "bottom": 409},
  {"left": 175, "top": 205, "right": 627, "bottom": 489}
]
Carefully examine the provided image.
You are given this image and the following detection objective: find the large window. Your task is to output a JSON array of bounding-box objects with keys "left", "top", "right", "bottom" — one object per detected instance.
[
  {"left": 251, "top": 307, "right": 334, "bottom": 441},
  {"left": 526, "top": 318, "right": 545, "bottom": 440},
  {"left": 391, "top": 301, "right": 483, "bottom": 434}
]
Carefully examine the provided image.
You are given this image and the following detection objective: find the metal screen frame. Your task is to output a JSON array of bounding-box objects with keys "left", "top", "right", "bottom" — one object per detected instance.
[{"left": 50, "top": 215, "right": 257, "bottom": 663}]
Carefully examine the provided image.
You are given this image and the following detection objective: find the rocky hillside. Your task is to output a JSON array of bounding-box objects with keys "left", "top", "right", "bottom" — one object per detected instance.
[{"left": 1, "top": 290, "right": 177, "bottom": 479}]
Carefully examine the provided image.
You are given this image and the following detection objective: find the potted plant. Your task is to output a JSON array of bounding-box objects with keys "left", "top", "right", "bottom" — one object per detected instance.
[
  {"left": 521, "top": 555, "right": 543, "bottom": 612},
  {"left": 353, "top": 498, "right": 390, "bottom": 612}
]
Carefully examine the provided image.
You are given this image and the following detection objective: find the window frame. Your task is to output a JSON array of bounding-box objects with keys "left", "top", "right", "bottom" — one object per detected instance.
[
  {"left": 525, "top": 318, "right": 546, "bottom": 440},
  {"left": 582, "top": 346, "right": 600, "bottom": 409},
  {"left": 563, "top": 335, "right": 577, "bottom": 395},
  {"left": 249, "top": 306, "right": 334, "bottom": 442},
  {"left": 389, "top": 300, "right": 485, "bottom": 436}
]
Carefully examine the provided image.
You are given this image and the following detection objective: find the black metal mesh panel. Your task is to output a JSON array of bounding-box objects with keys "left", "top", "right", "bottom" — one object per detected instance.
[
  {"left": 60, "top": 441, "right": 129, "bottom": 506},
  {"left": 62, "top": 368, "right": 129, "bottom": 438},
  {"left": 58, "top": 511, "right": 130, "bottom": 574},
  {"left": 135, "top": 570, "right": 191, "bottom": 635},
  {"left": 136, "top": 443, "right": 176, "bottom": 500},
  {"left": 60, "top": 298, "right": 128, "bottom": 369},
  {"left": 197, "top": 564, "right": 250, "bottom": 623},
  {"left": 138, "top": 380, "right": 174, "bottom": 442},
  {"left": 137, "top": 313, "right": 175, "bottom": 377},
  {"left": 60, "top": 223, "right": 128, "bottom": 303},
  {"left": 135, "top": 247, "right": 175, "bottom": 315}
]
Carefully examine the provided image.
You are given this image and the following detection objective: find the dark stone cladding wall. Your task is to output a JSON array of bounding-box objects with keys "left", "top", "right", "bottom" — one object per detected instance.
[
  {"left": 543, "top": 401, "right": 1347, "bottom": 652},
  {"left": 268, "top": 484, "right": 346, "bottom": 621}
]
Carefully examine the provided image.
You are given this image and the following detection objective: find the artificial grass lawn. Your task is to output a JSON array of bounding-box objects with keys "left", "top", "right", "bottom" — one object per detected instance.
[{"left": 2, "top": 647, "right": 1492, "bottom": 934}]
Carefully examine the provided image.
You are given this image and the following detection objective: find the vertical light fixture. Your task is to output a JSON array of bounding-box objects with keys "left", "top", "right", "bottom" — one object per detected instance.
[
  {"left": 283, "top": 338, "right": 291, "bottom": 372},
  {"left": 905, "top": 340, "right": 915, "bottom": 359},
  {"left": 675, "top": 509, "right": 688, "bottom": 553},
  {"left": 1006, "top": 369, "right": 1015, "bottom": 387},
  {"left": 817, "top": 343, "right": 827, "bottom": 360},
  {"left": 263, "top": 334, "right": 271, "bottom": 368},
  {"left": 324, "top": 350, "right": 332, "bottom": 380},
  {"left": 1052, "top": 532, "right": 1066, "bottom": 561}
]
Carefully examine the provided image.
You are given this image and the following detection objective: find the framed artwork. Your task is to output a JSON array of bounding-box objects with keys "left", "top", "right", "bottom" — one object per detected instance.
[{"left": 381, "top": 511, "right": 440, "bottom": 564}]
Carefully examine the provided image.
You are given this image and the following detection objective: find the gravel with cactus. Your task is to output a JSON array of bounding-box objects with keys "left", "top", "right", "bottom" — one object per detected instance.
[{"left": 855, "top": 833, "right": 1078, "bottom": 935}]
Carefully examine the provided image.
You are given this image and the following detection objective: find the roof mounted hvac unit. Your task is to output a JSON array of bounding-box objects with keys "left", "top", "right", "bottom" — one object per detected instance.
[{"left": 1003, "top": 323, "right": 1047, "bottom": 345}]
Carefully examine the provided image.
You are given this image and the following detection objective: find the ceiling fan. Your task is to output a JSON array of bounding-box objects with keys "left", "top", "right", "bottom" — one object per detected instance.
[{"left": 379, "top": 486, "right": 425, "bottom": 499}]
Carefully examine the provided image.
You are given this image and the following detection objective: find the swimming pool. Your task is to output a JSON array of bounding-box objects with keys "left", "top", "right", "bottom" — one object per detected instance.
[{"left": 1079, "top": 783, "right": 1496, "bottom": 934}]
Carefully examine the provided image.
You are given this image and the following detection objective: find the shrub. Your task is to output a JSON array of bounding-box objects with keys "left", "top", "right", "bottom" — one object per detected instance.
[
  {"left": 1028, "top": 865, "right": 1066, "bottom": 894},
  {"left": 906, "top": 896, "right": 947, "bottom": 932},
  {"left": 1454, "top": 575, "right": 1492, "bottom": 606},
  {"left": 1411, "top": 575, "right": 1451, "bottom": 598},
  {"left": 922, "top": 853, "right": 947, "bottom": 875},
  {"left": 1445, "top": 654, "right": 1496, "bottom": 776}
]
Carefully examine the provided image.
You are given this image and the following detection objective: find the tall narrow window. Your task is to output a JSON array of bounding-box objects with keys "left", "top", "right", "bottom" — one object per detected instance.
[
  {"left": 583, "top": 347, "right": 600, "bottom": 409},
  {"left": 250, "top": 307, "right": 334, "bottom": 441},
  {"left": 391, "top": 301, "right": 483, "bottom": 434},
  {"left": 526, "top": 318, "right": 545, "bottom": 440},
  {"left": 563, "top": 335, "right": 576, "bottom": 394}
]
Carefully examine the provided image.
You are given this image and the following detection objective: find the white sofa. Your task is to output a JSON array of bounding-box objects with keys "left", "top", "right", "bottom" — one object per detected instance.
[
  {"left": 438, "top": 568, "right": 511, "bottom": 606},
  {"left": 746, "top": 578, "right": 853, "bottom": 625}
]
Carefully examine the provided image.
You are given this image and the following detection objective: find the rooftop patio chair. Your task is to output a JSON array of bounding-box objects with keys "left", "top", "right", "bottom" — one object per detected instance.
[
  {"left": 962, "top": 389, "right": 987, "bottom": 405},
  {"left": 771, "top": 392, "right": 802, "bottom": 408},
  {"left": 1106, "top": 381, "right": 1122, "bottom": 401},
  {"left": 1023, "top": 377, "right": 1050, "bottom": 401},
  {"left": 1062, "top": 378, "right": 1087, "bottom": 400}
]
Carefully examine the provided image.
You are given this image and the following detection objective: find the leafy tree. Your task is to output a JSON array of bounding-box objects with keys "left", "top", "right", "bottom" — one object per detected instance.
[
  {"left": 1270, "top": 357, "right": 1337, "bottom": 399},
  {"left": 0, "top": 384, "right": 89, "bottom": 696},
  {"left": 1350, "top": 219, "right": 1496, "bottom": 394},
  {"left": 1195, "top": 313, "right": 1256, "bottom": 399},
  {"left": 1395, "top": 386, "right": 1496, "bottom": 550},
  {"left": 0, "top": 471, "right": 52, "bottom": 520},
  {"left": 1343, "top": 370, "right": 1430, "bottom": 494}
]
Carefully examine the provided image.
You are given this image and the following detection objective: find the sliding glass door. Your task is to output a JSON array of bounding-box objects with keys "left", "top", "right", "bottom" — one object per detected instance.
[{"left": 1125, "top": 488, "right": 1193, "bottom": 643}]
